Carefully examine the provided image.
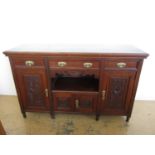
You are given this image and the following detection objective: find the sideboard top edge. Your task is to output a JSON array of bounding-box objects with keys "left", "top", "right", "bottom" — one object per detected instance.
[{"left": 3, "top": 50, "right": 149, "bottom": 59}]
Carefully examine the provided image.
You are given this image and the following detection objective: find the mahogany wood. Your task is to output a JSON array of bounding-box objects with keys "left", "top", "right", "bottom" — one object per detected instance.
[{"left": 3, "top": 47, "right": 149, "bottom": 121}]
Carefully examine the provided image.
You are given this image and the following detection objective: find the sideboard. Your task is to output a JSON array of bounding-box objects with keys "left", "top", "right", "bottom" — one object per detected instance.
[{"left": 3, "top": 45, "right": 149, "bottom": 121}]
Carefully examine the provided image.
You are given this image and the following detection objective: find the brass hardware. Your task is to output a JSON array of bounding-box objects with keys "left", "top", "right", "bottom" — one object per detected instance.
[
  {"left": 116, "top": 62, "right": 127, "bottom": 68},
  {"left": 57, "top": 61, "right": 67, "bottom": 67},
  {"left": 45, "top": 89, "right": 48, "bottom": 97},
  {"left": 25, "top": 60, "right": 34, "bottom": 67},
  {"left": 102, "top": 90, "right": 106, "bottom": 101},
  {"left": 83, "top": 62, "right": 93, "bottom": 68},
  {"left": 75, "top": 99, "right": 79, "bottom": 109}
]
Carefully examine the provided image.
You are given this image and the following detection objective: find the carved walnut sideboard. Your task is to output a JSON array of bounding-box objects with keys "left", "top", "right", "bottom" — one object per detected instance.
[{"left": 3, "top": 45, "right": 149, "bottom": 121}]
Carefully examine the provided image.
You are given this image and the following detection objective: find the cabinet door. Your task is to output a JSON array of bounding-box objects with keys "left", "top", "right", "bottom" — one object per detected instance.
[
  {"left": 74, "top": 93, "right": 97, "bottom": 113},
  {"left": 16, "top": 68, "right": 50, "bottom": 111},
  {"left": 53, "top": 92, "right": 74, "bottom": 112},
  {"left": 101, "top": 70, "right": 136, "bottom": 114}
]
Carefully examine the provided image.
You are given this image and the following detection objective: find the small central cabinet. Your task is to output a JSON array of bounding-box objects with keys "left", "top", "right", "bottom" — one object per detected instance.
[{"left": 53, "top": 91, "right": 98, "bottom": 113}]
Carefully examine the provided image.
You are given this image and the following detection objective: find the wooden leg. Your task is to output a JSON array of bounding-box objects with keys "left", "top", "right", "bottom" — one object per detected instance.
[
  {"left": 51, "top": 115, "right": 55, "bottom": 119},
  {"left": 22, "top": 112, "right": 27, "bottom": 118},
  {"left": 96, "top": 114, "right": 99, "bottom": 121},
  {"left": 126, "top": 116, "right": 130, "bottom": 122},
  {"left": 50, "top": 112, "right": 55, "bottom": 119}
]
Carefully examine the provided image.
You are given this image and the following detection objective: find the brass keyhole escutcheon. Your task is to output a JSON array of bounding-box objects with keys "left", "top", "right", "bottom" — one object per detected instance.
[{"left": 75, "top": 99, "right": 79, "bottom": 109}]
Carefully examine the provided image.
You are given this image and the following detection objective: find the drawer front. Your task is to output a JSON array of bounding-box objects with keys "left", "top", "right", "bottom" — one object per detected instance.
[
  {"left": 104, "top": 60, "right": 138, "bottom": 69},
  {"left": 49, "top": 60, "right": 99, "bottom": 69},
  {"left": 12, "top": 58, "right": 44, "bottom": 68}
]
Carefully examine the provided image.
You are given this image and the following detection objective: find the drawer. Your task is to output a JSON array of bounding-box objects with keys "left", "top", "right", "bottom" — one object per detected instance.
[
  {"left": 12, "top": 58, "right": 44, "bottom": 67},
  {"left": 104, "top": 60, "right": 138, "bottom": 69},
  {"left": 49, "top": 60, "right": 99, "bottom": 69}
]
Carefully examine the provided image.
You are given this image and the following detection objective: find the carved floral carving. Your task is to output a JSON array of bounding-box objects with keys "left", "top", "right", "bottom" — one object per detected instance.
[
  {"left": 24, "top": 75, "right": 44, "bottom": 106},
  {"left": 107, "top": 77, "right": 129, "bottom": 108}
]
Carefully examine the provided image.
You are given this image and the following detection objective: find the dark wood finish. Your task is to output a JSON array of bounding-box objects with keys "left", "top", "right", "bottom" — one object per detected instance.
[
  {"left": 101, "top": 70, "right": 136, "bottom": 115},
  {"left": 49, "top": 59, "right": 99, "bottom": 69},
  {"left": 126, "top": 60, "right": 144, "bottom": 121},
  {"left": 15, "top": 68, "right": 50, "bottom": 112},
  {"left": 3, "top": 46, "right": 149, "bottom": 121},
  {"left": 104, "top": 60, "right": 138, "bottom": 69},
  {"left": 74, "top": 92, "right": 98, "bottom": 113},
  {"left": 53, "top": 91, "right": 74, "bottom": 112},
  {"left": 12, "top": 57, "right": 44, "bottom": 67},
  {"left": 53, "top": 91, "right": 98, "bottom": 113}
]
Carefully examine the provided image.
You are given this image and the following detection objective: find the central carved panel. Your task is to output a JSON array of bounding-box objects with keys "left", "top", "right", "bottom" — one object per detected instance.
[
  {"left": 80, "top": 100, "right": 92, "bottom": 108},
  {"left": 57, "top": 99, "right": 70, "bottom": 109},
  {"left": 24, "top": 75, "right": 45, "bottom": 106},
  {"left": 107, "top": 77, "right": 129, "bottom": 108}
]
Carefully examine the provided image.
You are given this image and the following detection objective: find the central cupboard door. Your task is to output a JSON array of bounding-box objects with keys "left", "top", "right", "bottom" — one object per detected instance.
[
  {"left": 53, "top": 92, "right": 74, "bottom": 112},
  {"left": 74, "top": 93, "right": 97, "bottom": 113},
  {"left": 53, "top": 92, "right": 97, "bottom": 113}
]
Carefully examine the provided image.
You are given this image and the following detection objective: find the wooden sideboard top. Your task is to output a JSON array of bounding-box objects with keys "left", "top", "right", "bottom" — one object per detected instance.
[{"left": 3, "top": 44, "right": 149, "bottom": 58}]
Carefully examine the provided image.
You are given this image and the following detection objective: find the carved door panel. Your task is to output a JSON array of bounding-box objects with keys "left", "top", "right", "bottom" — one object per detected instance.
[
  {"left": 16, "top": 68, "right": 50, "bottom": 111},
  {"left": 53, "top": 92, "right": 74, "bottom": 112},
  {"left": 101, "top": 70, "right": 136, "bottom": 114},
  {"left": 74, "top": 93, "right": 97, "bottom": 113}
]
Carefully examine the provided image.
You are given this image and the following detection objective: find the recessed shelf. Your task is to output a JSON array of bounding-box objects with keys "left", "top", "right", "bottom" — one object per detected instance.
[{"left": 52, "top": 76, "right": 99, "bottom": 92}]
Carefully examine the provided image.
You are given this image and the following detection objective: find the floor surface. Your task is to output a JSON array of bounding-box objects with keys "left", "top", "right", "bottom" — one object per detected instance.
[{"left": 0, "top": 95, "right": 155, "bottom": 135}]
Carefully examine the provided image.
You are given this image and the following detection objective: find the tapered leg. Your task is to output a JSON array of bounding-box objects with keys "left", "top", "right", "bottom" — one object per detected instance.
[
  {"left": 22, "top": 112, "right": 27, "bottom": 118},
  {"left": 96, "top": 114, "right": 100, "bottom": 121},
  {"left": 50, "top": 111, "right": 55, "bottom": 119},
  {"left": 126, "top": 116, "right": 130, "bottom": 122}
]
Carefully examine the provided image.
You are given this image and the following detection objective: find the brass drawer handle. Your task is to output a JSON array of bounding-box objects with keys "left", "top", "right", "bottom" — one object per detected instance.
[
  {"left": 83, "top": 62, "right": 93, "bottom": 68},
  {"left": 57, "top": 61, "right": 67, "bottom": 67},
  {"left": 25, "top": 60, "right": 34, "bottom": 67},
  {"left": 117, "top": 62, "right": 127, "bottom": 68}
]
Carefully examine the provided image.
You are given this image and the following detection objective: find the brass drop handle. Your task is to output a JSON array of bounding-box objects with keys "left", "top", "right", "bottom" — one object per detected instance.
[
  {"left": 83, "top": 62, "right": 93, "bottom": 68},
  {"left": 102, "top": 90, "right": 106, "bottom": 101},
  {"left": 117, "top": 62, "right": 127, "bottom": 68},
  {"left": 25, "top": 60, "right": 34, "bottom": 67},
  {"left": 57, "top": 61, "right": 67, "bottom": 67},
  {"left": 75, "top": 99, "right": 79, "bottom": 109},
  {"left": 45, "top": 89, "right": 48, "bottom": 97}
]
